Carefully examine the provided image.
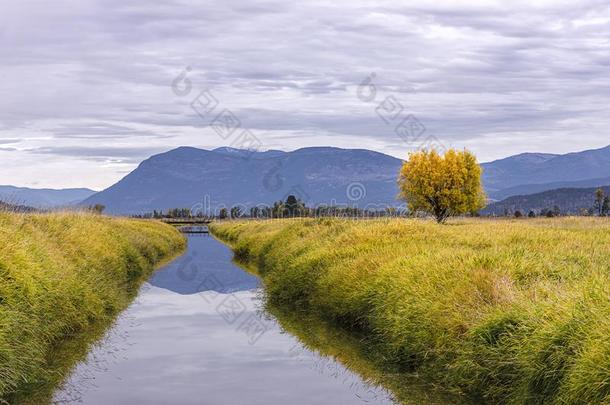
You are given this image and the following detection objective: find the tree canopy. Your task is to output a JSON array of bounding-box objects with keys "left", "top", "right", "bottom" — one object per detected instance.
[{"left": 398, "top": 149, "right": 486, "bottom": 223}]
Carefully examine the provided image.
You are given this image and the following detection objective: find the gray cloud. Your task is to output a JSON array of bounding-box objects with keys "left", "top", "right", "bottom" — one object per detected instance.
[
  {"left": 25, "top": 146, "right": 166, "bottom": 163},
  {"left": 1, "top": 0, "right": 609, "bottom": 189},
  {"left": 50, "top": 122, "right": 174, "bottom": 140}
]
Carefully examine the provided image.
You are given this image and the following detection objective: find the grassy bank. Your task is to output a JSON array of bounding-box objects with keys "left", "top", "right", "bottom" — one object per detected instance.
[
  {"left": 0, "top": 212, "right": 186, "bottom": 402},
  {"left": 211, "top": 218, "right": 610, "bottom": 404}
]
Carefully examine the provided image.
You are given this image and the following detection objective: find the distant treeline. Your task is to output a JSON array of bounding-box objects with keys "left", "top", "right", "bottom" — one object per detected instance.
[
  {"left": 133, "top": 188, "right": 610, "bottom": 221},
  {"left": 0, "top": 200, "right": 36, "bottom": 213},
  {"left": 132, "top": 195, "right": 408, "bottom": 220},
  {"left": 0, "top": 201, "right": 106, "bottom": 215}
]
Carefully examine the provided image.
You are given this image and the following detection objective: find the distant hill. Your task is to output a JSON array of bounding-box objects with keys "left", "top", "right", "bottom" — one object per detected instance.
[
  {"left": 482, "top": 186, "right": 610, "bottom": 216},
  {"left": 490, "top": 176, "right": 610, "bottom": 201},
  {"left": 0, "top": 186, "right": 96, "bottom": 208},
  {"left": 83, "top": 147, "right": 404, "bottom": 215},
  {"left": 482, "top": 145, "right": 610, "bottom": 199}
]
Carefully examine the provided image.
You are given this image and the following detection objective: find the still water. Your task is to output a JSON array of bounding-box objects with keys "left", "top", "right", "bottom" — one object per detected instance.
[{"left": 53, "top": 235, "right": 395, "bottom": 404}]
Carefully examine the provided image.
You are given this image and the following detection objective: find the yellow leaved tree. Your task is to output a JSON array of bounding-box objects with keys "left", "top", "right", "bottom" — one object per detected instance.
[{"left": 398, "top": 148, "right": 486, "bottom": 223}]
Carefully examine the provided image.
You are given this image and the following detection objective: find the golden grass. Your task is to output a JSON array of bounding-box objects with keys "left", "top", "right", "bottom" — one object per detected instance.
[
  {"left": 0, "top": 212, "right": 185, "bottom": 401},
  {"left": 211, "top": 217, "right": 610, "bottom": 404}
]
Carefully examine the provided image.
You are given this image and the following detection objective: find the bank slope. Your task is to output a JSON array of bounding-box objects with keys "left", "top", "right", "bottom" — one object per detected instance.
[
  {"left": 211, "top": 218, "right": 610, "bottom": 404},
  {"left": 0, "top": 212, "right": 186, "bottom": 401}
]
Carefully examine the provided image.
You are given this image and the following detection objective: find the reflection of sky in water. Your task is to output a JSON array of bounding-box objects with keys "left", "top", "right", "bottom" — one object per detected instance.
[
  {"left": 54, "top": 236, "right": 395, "bottom": 405},
  {"left": 149, "top": 235, "right": 260, "bottom": 294}
]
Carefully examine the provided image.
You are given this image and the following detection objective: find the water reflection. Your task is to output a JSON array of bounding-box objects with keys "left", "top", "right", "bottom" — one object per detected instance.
[
  {"left": 149, "top": 235, "right": 260, "bottom": 294},
  {"left": 54, "top": 236, "right": 395, "bottom": 405}
]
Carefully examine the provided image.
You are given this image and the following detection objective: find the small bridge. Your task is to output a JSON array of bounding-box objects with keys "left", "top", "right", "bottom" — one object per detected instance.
[
  {"left": 161, "top": 218, "right": 213, "bottom": 225},
  {"left": 158, "top": 219, "right": 212, "bottom": 234},
  {"left": 177, "top": 225, "right": 209, "bottom": 234}
]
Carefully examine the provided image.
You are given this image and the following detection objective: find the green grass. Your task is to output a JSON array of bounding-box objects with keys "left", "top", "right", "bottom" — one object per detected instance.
[
  {"left": 0, "top": 212, "right": 186, "bottom": 402},
  {"left": 211, "top": 217, "right": 610, "bottom": 404}
]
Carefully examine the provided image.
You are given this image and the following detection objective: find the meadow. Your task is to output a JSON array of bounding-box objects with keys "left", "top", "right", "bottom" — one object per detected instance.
[
  {"left": 211, "top": 217, "right": 610, "bottom": 404},
  {"left": 0, "top": 212, "right": 185, "bottom": 402}
]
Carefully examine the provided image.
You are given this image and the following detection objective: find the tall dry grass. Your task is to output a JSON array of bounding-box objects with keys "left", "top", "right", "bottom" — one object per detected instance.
[
  {"left": 211, "top": 217, "right": 610, "bottom": 404},
  {"left": 0, "top": 211, "right": 185, "bottom": 401}
]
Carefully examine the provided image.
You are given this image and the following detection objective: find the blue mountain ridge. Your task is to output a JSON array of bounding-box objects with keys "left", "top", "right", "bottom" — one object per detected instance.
[
  {"left": 82, "top": 144, "right": 610, "bottom": 215},
  {"left": 0, "top": 186, "right": 96, "bottom": 208}
]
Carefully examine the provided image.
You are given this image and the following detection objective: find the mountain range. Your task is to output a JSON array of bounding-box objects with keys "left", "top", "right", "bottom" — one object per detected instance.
[
  {"left": 0, "top": 186, "right": 96, "bottom": 209},
  {"left": 488, "top": 176, "right": 610, "bottom": 201},
  {"left": 481, "top": 145, "right": 610, "bottom": 199},
  {"left": 4, "top": 144, "right": 609, "bottom": 215},
  {"left": 80, "top": 144, "right": 609, "bottom": 215},
  {"left": 483, "top": 186, "right": 610, "bottom": 216},
  {"left": 83, "top": 147, "right": 404, "bottom": 215}
]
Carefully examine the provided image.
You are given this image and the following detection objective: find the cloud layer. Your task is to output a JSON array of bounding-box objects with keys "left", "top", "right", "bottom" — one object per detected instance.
[{"left": 1, "top": 0, "right": 609, "bottom": 189}]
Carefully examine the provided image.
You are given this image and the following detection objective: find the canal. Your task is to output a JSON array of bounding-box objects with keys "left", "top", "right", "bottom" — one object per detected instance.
[{"left": 53, "top": 235, "right": 395, "bottom": 404}]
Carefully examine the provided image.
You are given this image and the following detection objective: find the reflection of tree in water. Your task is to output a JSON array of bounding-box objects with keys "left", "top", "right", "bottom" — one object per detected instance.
[{"left": 53, "top": 302, "right": 143, "bottom": 404}]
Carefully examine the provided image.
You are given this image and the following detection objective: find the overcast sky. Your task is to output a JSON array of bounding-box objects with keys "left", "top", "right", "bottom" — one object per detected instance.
[{"left": 1, "top": 0, "right": 609, "bottom": 190}]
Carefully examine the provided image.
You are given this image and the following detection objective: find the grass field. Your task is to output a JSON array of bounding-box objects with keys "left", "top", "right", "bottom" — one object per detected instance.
[
  {"left": 211, "top": 217, "right": 610, "bottom": 404},
  {"left": 0, "top": 212, "right": 186, "bottom": 402}
]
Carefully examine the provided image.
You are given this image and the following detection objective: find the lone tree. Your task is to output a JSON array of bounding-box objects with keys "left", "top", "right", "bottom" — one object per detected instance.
[
  {"left": 285, "top": 195, "right": 299, "bottom": 217},
  {"left": 230, "top": 206, "right": 243, "bottom": 219},
  {"left": 398, "top": 148, "right": 486, "bottom": 223},
  {"left": 284, "top": 195, "right": 306, "bottom": 217},
  {"left": 594, "top": 188, "right": 606, "bottom": 216},
  {"left": 89, "top": 204, "right": 105, "bottom": 215}
]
